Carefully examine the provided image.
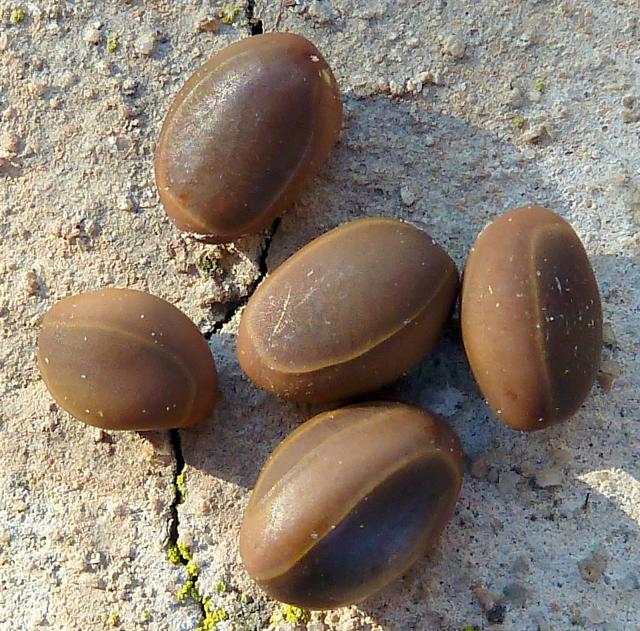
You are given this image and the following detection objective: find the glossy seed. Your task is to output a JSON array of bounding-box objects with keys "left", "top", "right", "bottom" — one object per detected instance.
[
  {"left": 237, "top": 217, "right": 459, "bottom": 403},
  {"left": 155, "top": 32, "right": 342, "bottom": 243},
  {"left": 240, "top": 402, "right": 464, "bottom": 609},
  {"left": 37, "top": 288, "right": 218, "bottom": 430},
  {"left": 461, "top": 206, "right": 602, "bottom": 431}
]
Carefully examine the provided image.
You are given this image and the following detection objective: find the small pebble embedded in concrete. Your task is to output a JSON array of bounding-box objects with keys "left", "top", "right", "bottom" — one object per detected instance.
[
  {"left": 83, "top": 23, "right": 101, "bottom": 45},
  {"left": 135, "top": 32, "right": 156, "bottom": 56},
  {"left": 196, "top": 16, "right": 220, "bottom": 33},
  {"left": 578, "top": 550, "right": 607, "bottom": 583},
  {"left": 400, "top": 185, "right": 417, "bottom": 207},
  {"left": 442, "top": 34, "right": 466, "bottom": 59}
]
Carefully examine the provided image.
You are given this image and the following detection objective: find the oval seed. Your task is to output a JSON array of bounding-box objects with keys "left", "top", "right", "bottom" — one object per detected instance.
[
  {"left": 37, "top": 288, "right": 218, "bottom": 430},
  {"left": 461, "top": 205, "right": 602, "bottom": 431},
  {"left": 240, "top": 402, "right": 464, "bottom": 608},
  {"left": 237, "top": 217, "right": 459, "bottom": 403},
  {"left": 155, "top": 32, "right": 342, "bottom": 243}
]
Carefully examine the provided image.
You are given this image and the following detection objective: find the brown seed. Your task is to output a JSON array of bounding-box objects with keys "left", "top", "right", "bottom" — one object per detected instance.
[
  {"left": 237, "top": 217, "right": 459, "bottom": 403},
  {"left": 154, "top": 33, "right": 342, "bottom": 243},
  {"left": 461, "top": 206, "right": 602, "bottom": 431},
  {"left": 37, "top": 288, "right": 218, "bottom": 430},
  {"left": 240, "top": 402, "right": 464, "bottom": 609}
]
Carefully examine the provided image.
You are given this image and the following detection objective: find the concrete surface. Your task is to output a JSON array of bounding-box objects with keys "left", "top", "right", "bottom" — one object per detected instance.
[{"left": 1, "top": 1, "right": 638, "bottom": 630}]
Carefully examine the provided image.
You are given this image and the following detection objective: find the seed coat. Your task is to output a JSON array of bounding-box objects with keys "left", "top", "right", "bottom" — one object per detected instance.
[
  {"left": 37, "top": 288, "right": 218, "bottom": 430},
  {"left": 240, "top": 402, "right": 464, "bottom": 608},
  {"left": 155, "top": 32, "right": 342, "bottom": 242},
  {"left": 461, "top": 206, "right": 602, "bottom": 430},
  {"left": 237, "top": 217, "right": 459, "bottom": 403}
]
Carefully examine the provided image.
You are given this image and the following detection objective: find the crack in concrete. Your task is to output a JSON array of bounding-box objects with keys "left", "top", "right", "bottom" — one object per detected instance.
[
  {"left": 246, "top": 0, "right": 264, "bottom": 35},
  {"left": 167, "top": 434, "right": 210, "bottom": 626},
  {"left": 205, "top": 217, "right": 282, "bottom": 340},
  {"left": 167, "top": 429, "right": 186, "bottom": 549}
]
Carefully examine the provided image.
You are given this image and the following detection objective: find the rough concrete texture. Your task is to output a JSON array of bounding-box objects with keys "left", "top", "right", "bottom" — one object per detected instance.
[{"left": 1, "top": 0, "right": 638, "bottom": 630}]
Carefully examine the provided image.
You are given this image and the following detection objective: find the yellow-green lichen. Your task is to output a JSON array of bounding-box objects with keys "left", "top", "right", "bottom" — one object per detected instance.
[
  {"left": 141, "top": 610, "right": 152, "bottom": 623},
  {"left": 270, "top": 604, "right": 311, "bottom": 625},
  {"left": 106, "top": 36, "right": 119, "bottom": 53},
  {"left": 176, "top": 471, "right": 187, "bottom": 500},
  {"left": 197, "top": 599, "right": 229, "bottom": 630},
  {"left": 534, "top": 79, "right": 545, "bottom": 92},
  {"left": 220, "top": 5, "right": 240, "bottom": 24},
  {"left": 177, "top": 560, "right": 200, "bottom": 603},
  {"left": 101, "top": 612, "right": 120, "bottom": 627},
  {"left": 164, "top": 542, "right": 181, "bottom": 564},
  {"left": 176, "top": 579, "right": 199, "bottom": 603},
  {"left": 178, "top": 541, "right": 192, "bottom": 560},
  {"left": 170, "top": 547, "right": 229, "bottom": 630},
  {"left": 213, "top": 579, "right": 228, "bottom": 594},
  {"left": 197, "top": 252, "right": 216, "bottom": 276},
  {"left": 164, "top": 540, "right": 192, "bottom": 564},
  {"left": 10, "top": 8, "right": 26, "bottom": 24},
  {"left": 461, "top": 626, "right": 480, "bottom": 631},
  {"left": 513, "top": 115, "right": 526, "bottom": 129}
]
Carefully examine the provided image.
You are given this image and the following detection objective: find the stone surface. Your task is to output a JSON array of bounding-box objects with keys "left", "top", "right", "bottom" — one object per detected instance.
[{"left": 2, "top": 1, "right": 639, "bottom": 630}]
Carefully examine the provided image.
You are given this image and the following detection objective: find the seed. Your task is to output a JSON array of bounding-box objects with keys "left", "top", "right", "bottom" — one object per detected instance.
[
  {"left": 461, "top": 206, "right": 602, "bottom": 431},
  {"left": 240, "top": 402, "right": 464, "bottom": 608},
  {"left": 37, "top": 288, "right": 218, "bottom": 430},
  {"left": 237, "top": 217, "right": 458, "bottom": 403},
  {"left": 155, "top": 33, "right": 342, "bottom": 243}
]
